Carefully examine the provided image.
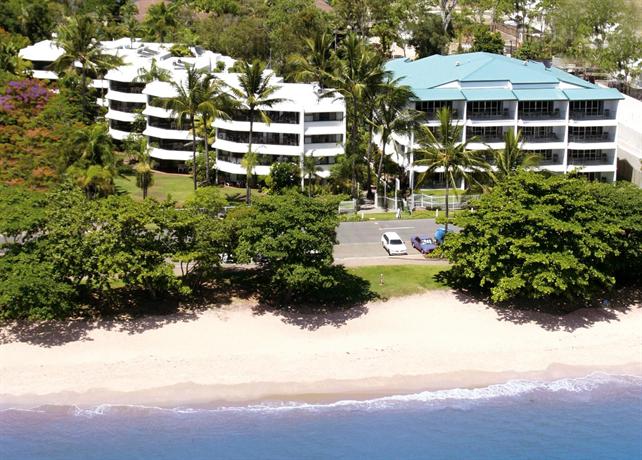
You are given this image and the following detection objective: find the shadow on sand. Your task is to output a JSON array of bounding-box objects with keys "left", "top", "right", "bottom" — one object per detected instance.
[{"left": 451, "top": 286, "right": 642, "bottom": 333}]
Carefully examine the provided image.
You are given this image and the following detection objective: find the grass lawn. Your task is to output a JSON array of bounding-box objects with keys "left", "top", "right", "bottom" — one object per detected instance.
[
  {"left": 115, "top": 172, "right": 261, "bottom": 206},
  {"left": 347, "top": 264, "right": 448, "bottom": 299},
  {"left": 341, "top": 209, "right": 467, "bottom": 222}
]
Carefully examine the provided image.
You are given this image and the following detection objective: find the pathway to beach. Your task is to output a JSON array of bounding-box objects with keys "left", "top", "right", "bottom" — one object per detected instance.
[{"left": 1, "top": 290, "right": 641, "bottom": 406}]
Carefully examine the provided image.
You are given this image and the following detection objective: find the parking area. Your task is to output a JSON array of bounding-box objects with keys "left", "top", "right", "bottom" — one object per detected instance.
[{"left": 334, "top": 219, "right": 454, "bottom": 266}]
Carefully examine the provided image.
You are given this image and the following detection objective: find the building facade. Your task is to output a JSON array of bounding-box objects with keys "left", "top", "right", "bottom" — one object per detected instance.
[
  {"left": 384, "top": 52, "right": 624, "bottom": 183},
  {"left": 20, "top": 39, "right": 347, "bottom": 180}
]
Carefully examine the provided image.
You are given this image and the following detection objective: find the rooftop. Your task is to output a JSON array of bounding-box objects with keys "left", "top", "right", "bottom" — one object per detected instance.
[{"left": 386, "top": 52, "right": 623, "bottom": 101}]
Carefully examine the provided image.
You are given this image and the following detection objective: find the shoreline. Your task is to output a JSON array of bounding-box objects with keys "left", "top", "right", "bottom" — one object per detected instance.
[
  {"left": 1, "top": 363, "right": 641, "bottom": 409},
  {"left": 2, "top": 290, "right": 641, "bottom": 408}
]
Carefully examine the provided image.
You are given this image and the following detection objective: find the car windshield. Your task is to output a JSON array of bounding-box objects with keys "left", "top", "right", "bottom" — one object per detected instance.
[
  {"left": 390, "top": 239, "right": 403, "bottom": 245},
  {"left": 421, "top": 238, "right": 433, "bottom": 244}
]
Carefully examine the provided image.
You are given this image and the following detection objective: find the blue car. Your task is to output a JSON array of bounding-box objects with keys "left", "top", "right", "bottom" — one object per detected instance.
[{"left": 410, "top": 235, "right": 437, "bottom": 254}]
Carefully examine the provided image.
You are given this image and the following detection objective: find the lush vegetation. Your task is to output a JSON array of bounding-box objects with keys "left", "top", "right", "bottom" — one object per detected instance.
[{"left": 439, "top": 172, "right": 642, "bottom": 303}]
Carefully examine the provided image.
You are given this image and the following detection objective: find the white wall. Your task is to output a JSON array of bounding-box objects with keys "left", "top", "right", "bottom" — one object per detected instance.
[{"left": 616, "top": 94, "right": 642, "bottom": 186}]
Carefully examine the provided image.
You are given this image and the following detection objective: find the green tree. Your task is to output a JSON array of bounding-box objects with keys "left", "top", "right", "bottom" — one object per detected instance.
[
  {"left": 440, "top": 172, "right": 642, "bottom": 303},
  {"left": 488, "top": 129, "right": 539, "bottom": 184},
  {"left": 135, "top": 58, "right": 172, "bottom": 83},
  {"left": 268, "top": 161, "right": 300, "bottom": 193},
  {"left": 241, "top": 150, "right": 259, "bottom": 199},
  {"left": 232, "top": 193, "right": 341, "bottom": 303},
  {"left": 53, "top": 15, "right": 122, "bottom": 119},
  {"left": 470, "top": 26, "right": 505, "bottom": 54},
  {"left": 302, "top": 154, "right": 320, "bottom": 197},
  {"left": 415, "top": 107, "right": 487, "bottom": 233},
  {"left": 184, "top": 185, "right": 227, "bottom": 215},
  {"left": 228, "top": 59, "right": 284, "bottom": 204},
  {"left": 407, "top": 13, "right": 452, "bottom": 58}
]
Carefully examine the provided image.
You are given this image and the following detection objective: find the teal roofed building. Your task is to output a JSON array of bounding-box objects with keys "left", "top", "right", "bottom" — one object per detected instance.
[{"left": 383, "top": 52, "right": 624, "bottom": 184}]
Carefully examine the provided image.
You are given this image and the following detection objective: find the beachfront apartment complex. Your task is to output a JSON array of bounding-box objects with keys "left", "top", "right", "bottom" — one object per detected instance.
[
  {"left": 384, "top": 52, "right": 624, "bottom": 183},
  {"left": 19, "top": 38, "right": 346, "bottom": 181}
]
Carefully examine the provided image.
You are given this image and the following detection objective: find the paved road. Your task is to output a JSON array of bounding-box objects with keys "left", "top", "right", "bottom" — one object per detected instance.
[{"left": 334, "top": 218, "right": 454, "bottom": 266}]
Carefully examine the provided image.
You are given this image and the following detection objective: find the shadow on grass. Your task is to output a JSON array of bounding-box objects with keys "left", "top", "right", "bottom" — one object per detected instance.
[{"left": 436, "top": 271, "right": 642, "bottom": 332}]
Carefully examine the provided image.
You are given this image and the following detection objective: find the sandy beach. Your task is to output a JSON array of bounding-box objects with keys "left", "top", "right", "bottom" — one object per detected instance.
[{"left": 1, "top": 290, "right": 641, "bottom": 407}]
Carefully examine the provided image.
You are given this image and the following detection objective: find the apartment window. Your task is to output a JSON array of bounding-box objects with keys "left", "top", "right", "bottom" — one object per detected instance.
[
  {"left": 148, "top": 137, "right": 193, "bottom": 151},
  {"left": 518, "top": 101, "right": 557, "bottom": 118},
  {"left": 30, "top": 60, "right": 52, "bottom": 71},
  {"left": 315, "top": 156, "right": 336, "bottom": 165},
  {"left": 569, "top": 126, "right": 608, "bottom": 141},
  {"left": 304, "top": 112, "right": 343, "bottom": 122},
  {"left": 232, "top": 110, "right": 299, "bottom": 124},
  {"left": 528, "top": 149, "right": 557, "bottom": 162},
  {"left": 109, "top": 100, "right": 145, "bottom": 113},
  {"left": 568, "top": 149, "right": 608, "bottom": 163},
  {"left": 570, "top": 100, "right": 603, "bottom": 117},
  {"left": 467, "top": 126, "right": 503, "bottom": 141},
  {"left": 304, "top": 134, "right": 343, "bottom": 144},
  {"left": 415, "top": 101, "right": 452, "bottom": 114},
  {"left": 217, "top": 129, "right": 299, "bottom": 146},
  {"left": 467, "top": 100, "right": 505, "bottom": 118},
  {"left": 148, "top": 115, "right": 192, "bottom": 130},
  {"left": 148, "top": 96, "right": 171, "bottom": 108},
  {"left": 109, "top": 119, "right": 134, "bottom": 132},
  {"left": 522, "top": 126, "right": 557, "bottom": 140},
  {"left": 109, "top": 80, "right": 146, "bottom": 94}
]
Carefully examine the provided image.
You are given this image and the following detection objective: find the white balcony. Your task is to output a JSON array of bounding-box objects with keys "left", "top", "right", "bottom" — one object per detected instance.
[
  {"left": 105, "top": 90, "right": 147, "bottom": 103},
  {"left": 303, "top": 120, "right": 344, "bottom": 135},
  {"left": 466, "top": 118, "right": 516, "bottom": 127},
  {"left": 304, "top": 143, "right": 343, "bottom": 156},
  {"left": 109, "top": 127, "right": 133, "bottom": 141},
  {"left": 216, "top": 159, "right": 270, "bottom": 176},
  {"left": 143, "top": 126, "right": 194, "bottom": 141},
  {"left": 213, "top": 119, "right": 301, "bottom": 134},
  {"left": 31, "top": 70, "right": 58, "bottom": 80},
  {"left": 143, "top": 106, "right": 173, "bottom": 118},
  {"left": 106, "top": 110, "right": 137, "bottom": 122},
  {"left": 149, "top": 147, "right": 193, "bottom": 162},
  {"left": 213, "top": 138, "right": 301, "bottom": 156}
]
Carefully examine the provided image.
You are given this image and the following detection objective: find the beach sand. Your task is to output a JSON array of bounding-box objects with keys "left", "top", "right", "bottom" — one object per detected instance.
[{"left": 1, "top": 290, "right": 641, "bottom": 407}]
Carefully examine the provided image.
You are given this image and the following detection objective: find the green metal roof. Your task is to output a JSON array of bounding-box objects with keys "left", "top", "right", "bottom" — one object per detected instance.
[
  {"left": 411, "top": 88, "right": 465, "bottom": 101},
  {"left": 563, "top": 88, "right": 624, "bottom": 100},
  {"left": 513, "top": 89, "right": 567, "bottom": 101},
  {"left": 461, "top": 88, "right": 516, "bottom": 101}
]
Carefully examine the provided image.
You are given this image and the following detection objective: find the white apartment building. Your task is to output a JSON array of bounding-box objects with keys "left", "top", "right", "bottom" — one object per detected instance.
[
  {"left": 20, "top": 38, "right": 346, "bottom": 179},
  {"left": 385, "top": 52, "right": 624, "bottom": 183}
]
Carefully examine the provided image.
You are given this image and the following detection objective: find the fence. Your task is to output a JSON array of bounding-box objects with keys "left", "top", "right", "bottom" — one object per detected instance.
[
  {"left": 411, "top": 194, "right": 480, "bottom": 211},
  {"left": 338, "top": 199, "right": 357, "bottom": 214}
]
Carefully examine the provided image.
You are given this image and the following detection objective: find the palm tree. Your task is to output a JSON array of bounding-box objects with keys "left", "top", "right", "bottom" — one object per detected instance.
[
  {"left": 415, "top": 107, "right": 488, "bottom": 233},
  {"left": 302, "top": 153, "right": 321, "bottom": 197},
  {"left": 241, "top": 151, "right": 258, "bottom": 199},
  {"left": 326, "top": 34, "right": 388, "bottom": 198},
  {"left": 489, "top": 129, "right": 540, "bottom": 183},
  {"left": 288, "top": 32, "right": 334, "bottom": 88},
  {"left": 135, "top": 58, "right": 172, "bottom": 83},
  {"left": 370, "top": 78, "right": 420, "bottom": 198},
  {"left": 54, "top": 15, "right": 121, "bottom": 118},
  {"left": 228, "top": 60, "right": 285, "bottom": 204},
  {"left": 164, "top": 65, "right": 213, "bottom": 191},
  {"left": 126, "top": 135, "right": 154, "bottom": 199}
]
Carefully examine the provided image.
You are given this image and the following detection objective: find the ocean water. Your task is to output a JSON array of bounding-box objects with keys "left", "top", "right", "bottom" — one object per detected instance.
[{"left": 2, "top": 373, "right": 642, "bottom": 460}]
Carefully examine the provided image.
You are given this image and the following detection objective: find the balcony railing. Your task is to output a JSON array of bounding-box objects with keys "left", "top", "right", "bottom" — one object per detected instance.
[
  {"left": 424, "top": 109, "right": 460, "bottom": 120},
  {"left": 467, "top": 108, "right": 510, "bottom": 120},
  {"left": 523, "top": 133, "right": 560, "bottom": 143},
  {"left": 568, "top": 153, "right": 610, "bottom": 165},
  {"left": 569, "top": 109, "right": 614, "bottom": 120},
  {"left": 519, "top": 108, "right": 562, "bottom": 120},
  {"left": 568, "top": 133, "right": 611, "bottom": 143},
  {"left": 469, "top": 134, "right": 504, "bottom": 143}
]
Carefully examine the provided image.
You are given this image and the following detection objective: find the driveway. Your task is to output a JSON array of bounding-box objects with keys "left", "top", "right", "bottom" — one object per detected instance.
[{"left": 334, "top": 219, "right": 454, "bottom": 266}]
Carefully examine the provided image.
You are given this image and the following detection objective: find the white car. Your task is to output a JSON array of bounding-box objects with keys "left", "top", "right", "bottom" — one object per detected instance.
[{"left": 381, "top": 232, "right": 408, "bottom": 255}]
